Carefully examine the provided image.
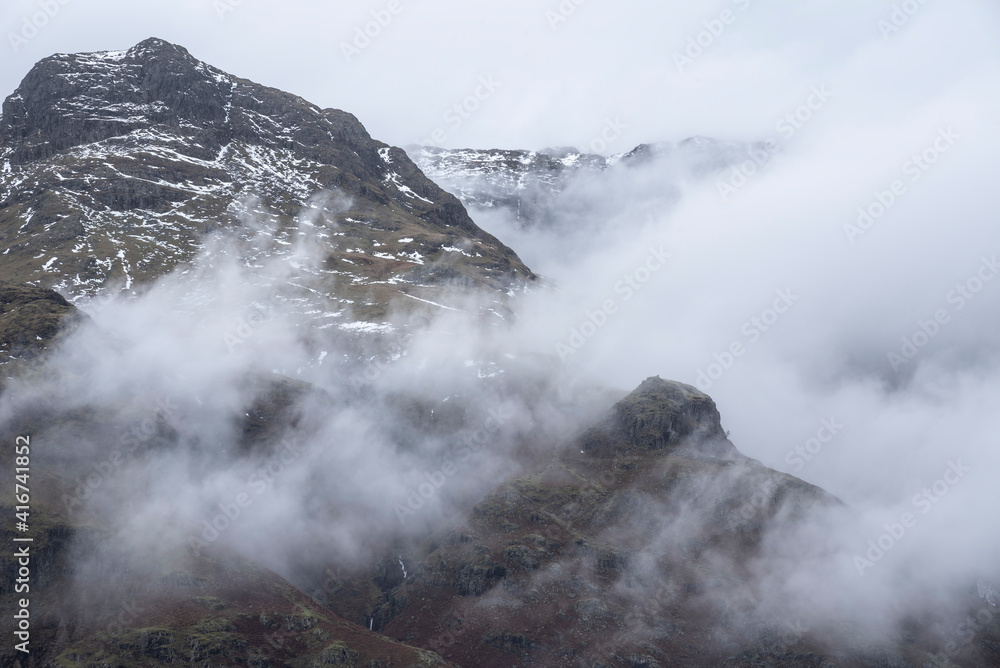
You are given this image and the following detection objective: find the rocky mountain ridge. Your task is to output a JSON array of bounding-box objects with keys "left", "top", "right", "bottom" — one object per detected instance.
[
  {"left": 0, "top": 38, "right": 534, "bottom": 332},
  {"left": 408, "top": 138, "right": 774, "bottom": 228}
]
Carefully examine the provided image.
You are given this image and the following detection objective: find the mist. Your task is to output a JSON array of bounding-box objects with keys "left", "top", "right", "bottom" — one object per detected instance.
[
  {"left": 2, "top": 0, "right": 999, "bottom": 660},
  {"left": 402, "top": 0, "right": 1000, "bottom": 643}
]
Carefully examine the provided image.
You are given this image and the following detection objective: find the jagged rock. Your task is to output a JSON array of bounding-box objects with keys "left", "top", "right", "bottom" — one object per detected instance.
[
  {"left": 0, "top": 282, "right": 85, "bottom": 365},
  {"left": 451, "top": 559, "right": 507, "bottom": 597},
  {"left": 504, "top": 543, "right": 541, "bottom": 572},
  {"left": 580, "top": 376, "right": 734, "bottom": 457},
  {"left": 314, "top": 642, "right": 360, "bottom": 665}
]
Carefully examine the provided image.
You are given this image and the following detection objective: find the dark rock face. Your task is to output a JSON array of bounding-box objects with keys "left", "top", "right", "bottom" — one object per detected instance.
[
  {"left": 0, "top": 283, "right": 85, "bottom": 366},
  {"left": 580, "top": 376, "right": 734, "bottom": 457},
  {"left": 2, "top": 39, "right": 430, "bottom": 215},
  {"left": 0, "top": 508, "right": 453, "bottom": 668},
  {"left": 0, "top": 38, "right": 534, "bottom": 312}
]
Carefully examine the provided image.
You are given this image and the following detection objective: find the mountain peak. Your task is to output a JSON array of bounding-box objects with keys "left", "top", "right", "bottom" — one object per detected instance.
[
  {"left": 2, "top": 37, "right": 236, "bottom": 163},
  {"left": 0, "top": 41, "right": 534, "bottom": 313},
  {"left": 127, "top": 36, "right": 192, "bottom": 58},
  {"left": 53, "top": 37, "right": 196, "bottom": 64},
  {"left": 580, "top": 376, "right": 735, "bottom": 457}
]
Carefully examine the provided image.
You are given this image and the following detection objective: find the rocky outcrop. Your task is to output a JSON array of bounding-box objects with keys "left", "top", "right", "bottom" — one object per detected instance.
[
  {"left": 579, "top": 376, "right": 735, "bottom": 457},
  {"left": 0, "top": 283, "right": 86, "bottom": 367}
]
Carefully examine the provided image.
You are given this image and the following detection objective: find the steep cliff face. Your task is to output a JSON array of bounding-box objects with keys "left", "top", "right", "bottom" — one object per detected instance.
[{"left": 0, "top": 39, "right": 534, "bottom": 325}]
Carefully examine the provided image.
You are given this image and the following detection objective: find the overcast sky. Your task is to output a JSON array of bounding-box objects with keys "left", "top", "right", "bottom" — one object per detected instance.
[{"left": 3, "top": 0, "right": 998, "bottom": 152}]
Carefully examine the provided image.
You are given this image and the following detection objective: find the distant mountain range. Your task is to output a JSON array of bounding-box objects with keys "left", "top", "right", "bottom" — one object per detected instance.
[{"left": 408, "top": 138, "right": 772, "bottom": 228}]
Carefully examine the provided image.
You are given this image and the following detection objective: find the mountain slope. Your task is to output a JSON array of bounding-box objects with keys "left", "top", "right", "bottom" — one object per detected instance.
[
  {"left": 319, "top": 378, "right": 1000, "bottom": 668},
  {"left": 0, "top": 38, "right": 534, "bottom": 326},
  {"left": 0, "top": 494, "right": 453, "bottom": 668},
  {"left": 0, "top": 283, "right": 85, "bottom": 366}
]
